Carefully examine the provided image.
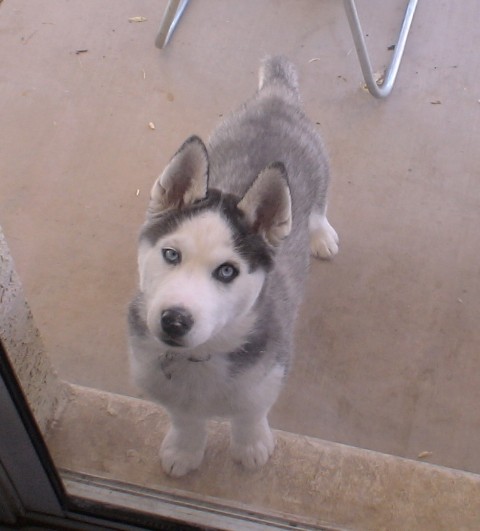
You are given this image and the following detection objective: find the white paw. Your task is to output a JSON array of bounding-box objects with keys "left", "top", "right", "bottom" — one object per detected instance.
[
  {"left": 231, "top": 427, "right": 275, "bottom": 470},
  {"left": 161, "top": 446, "right": 204, "bottom": 477},
  {"left": 309, "top": 213, "right": 339, "bottom": 260},
  {"left": 160, "top": 428, "right": 205, "bottom": 477}
]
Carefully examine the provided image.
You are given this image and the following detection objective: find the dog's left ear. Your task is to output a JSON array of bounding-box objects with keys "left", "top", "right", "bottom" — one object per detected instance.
[
  {"left": 238, "top": 162, "right": 292, "bottom": 246},
  {"left": 148, "top": 135, "right": 209, "bottom": 215}
]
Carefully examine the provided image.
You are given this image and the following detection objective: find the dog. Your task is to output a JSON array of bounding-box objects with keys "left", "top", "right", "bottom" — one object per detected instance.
[{"left": 127, "top": 56, "right": 338, "bottom": 477}]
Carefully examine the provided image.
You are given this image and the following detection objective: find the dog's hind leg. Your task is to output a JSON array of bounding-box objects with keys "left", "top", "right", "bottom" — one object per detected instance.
[
  {"left": 160, "top": 414, "right": 207, "bottom": 477},
  {"left": 309, "top": 207, "right": 339, "bottom": 259}
]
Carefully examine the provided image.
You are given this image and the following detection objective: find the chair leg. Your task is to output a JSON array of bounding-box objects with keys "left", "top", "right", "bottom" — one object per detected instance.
[
  {"left": 343, "top": 0, "right": 419, "bottom": 98},
  {"left": 155, "top": 0, "right": 190, "bottom": 49}
]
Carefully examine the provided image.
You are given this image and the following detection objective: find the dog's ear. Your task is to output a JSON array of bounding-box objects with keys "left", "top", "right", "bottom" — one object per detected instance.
[
  {"left": 237, "top": 162, "right": 292, "bottom": 246},
  {"left": 148, "top": 136, "right": 209, "bottom": 215}
]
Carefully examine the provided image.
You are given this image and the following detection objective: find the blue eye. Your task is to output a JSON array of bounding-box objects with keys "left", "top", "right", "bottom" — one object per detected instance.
[
  {"left": 162, "top": 248, "right": 181, "bottom": 264},
  {"left": 213, "top": 263, "right": 239, "bottom": 283}
]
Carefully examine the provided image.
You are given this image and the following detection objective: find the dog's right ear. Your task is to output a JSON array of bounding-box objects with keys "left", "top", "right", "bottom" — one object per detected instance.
[{"left": 148, "top": 136, "right": 209, "bottom": 216}]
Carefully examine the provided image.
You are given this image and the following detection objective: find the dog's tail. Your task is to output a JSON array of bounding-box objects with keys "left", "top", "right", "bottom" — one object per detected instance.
[{"left": 258, "top": 56, "right": 300, "bottom": 100}]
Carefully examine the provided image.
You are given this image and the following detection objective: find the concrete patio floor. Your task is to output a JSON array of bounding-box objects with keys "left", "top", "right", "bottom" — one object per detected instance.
[{"left": 1, "top": 0, "right": 479, "bottom": 479}]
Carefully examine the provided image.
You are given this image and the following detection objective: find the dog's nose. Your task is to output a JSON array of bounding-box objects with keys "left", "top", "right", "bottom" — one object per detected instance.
[{"left": 161, "top": 307, "right": 194, "bottom": 338}]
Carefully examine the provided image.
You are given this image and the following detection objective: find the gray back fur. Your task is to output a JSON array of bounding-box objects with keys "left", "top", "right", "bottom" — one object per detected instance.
[{"left": 207, "top": 56, "right": 330, "bottom": 368}]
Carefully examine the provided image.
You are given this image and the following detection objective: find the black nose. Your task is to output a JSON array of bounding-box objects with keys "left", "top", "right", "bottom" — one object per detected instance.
[{"left": 161, "top": 307, "right": 194, "bottom": 338}]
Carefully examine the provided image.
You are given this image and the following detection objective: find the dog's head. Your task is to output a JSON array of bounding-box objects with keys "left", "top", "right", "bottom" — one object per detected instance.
[{"left": 137, "top": 136, "right": 291, "bottom": 350}]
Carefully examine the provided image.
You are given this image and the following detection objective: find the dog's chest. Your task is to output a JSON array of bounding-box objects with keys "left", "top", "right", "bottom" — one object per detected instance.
[{"left": 140, "top": 351, "right": 240, "bottom": 416}]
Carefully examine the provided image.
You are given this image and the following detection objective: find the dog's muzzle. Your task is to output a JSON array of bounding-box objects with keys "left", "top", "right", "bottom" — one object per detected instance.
[{"left": 160, "top": 306, "right": 194, "bottom": 345}]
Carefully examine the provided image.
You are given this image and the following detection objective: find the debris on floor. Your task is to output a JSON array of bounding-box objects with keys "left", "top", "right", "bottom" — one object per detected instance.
[
  {"left": 362, "top": 71, "right": 384, "bottom": 91},
  {"left": 129, "top": 16, "right": 147, "bottom": 23},
  {"left": 418, "top": 451, "right": 433, "bottom": 459}
]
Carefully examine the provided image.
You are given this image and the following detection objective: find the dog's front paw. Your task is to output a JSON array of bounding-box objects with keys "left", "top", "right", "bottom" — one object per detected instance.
[
  {"left": 231, "top": 423, "right": 275, "bottom": 470},
  {"left": 160, "top": 426, "right": 205, "bottom": 477},
  {"left": 309, "top": 213, "right": 339, "bottom": 260},
  {"left": 161, "top": 446, "right": 205, "bottom": 478}
]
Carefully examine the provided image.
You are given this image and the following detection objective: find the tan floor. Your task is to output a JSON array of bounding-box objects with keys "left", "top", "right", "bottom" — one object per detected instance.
[{"left": 1, "top": 0, "right": 479, "bottom": 476}]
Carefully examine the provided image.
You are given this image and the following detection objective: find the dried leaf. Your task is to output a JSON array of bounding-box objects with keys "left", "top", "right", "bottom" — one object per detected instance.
[{"left": 417, "top": 451, "right": 433, "bottom": 459}]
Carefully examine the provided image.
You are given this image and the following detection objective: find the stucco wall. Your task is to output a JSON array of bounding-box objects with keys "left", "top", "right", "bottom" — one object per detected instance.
[{"left": 0, "top": 227, "right": 69, "bottom": 434}]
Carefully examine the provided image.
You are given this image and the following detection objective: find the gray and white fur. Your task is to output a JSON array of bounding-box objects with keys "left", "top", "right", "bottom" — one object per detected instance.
[{"left": 128, "top": 56, "right": 338, "bottom": 477}]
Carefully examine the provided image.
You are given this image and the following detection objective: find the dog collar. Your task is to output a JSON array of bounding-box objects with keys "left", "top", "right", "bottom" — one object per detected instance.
[{"left": 160, "top": 351, "right": 211, "bottom": 380}]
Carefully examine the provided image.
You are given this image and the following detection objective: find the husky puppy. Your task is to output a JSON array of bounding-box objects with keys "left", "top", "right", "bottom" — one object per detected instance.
[{"left": 128, "top": 56, "right": 338, "bottom": 477}]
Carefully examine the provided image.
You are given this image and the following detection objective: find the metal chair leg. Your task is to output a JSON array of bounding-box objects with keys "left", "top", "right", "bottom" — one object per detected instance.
[
  {"left": 155, "top": 0, "right": 418, "bottom": 99},
  {"left": 343, "top": 0, "right": 419, "bottom": 98},
  {"left": 155, "top": 0, "right": 190, "bottom": 49}
]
